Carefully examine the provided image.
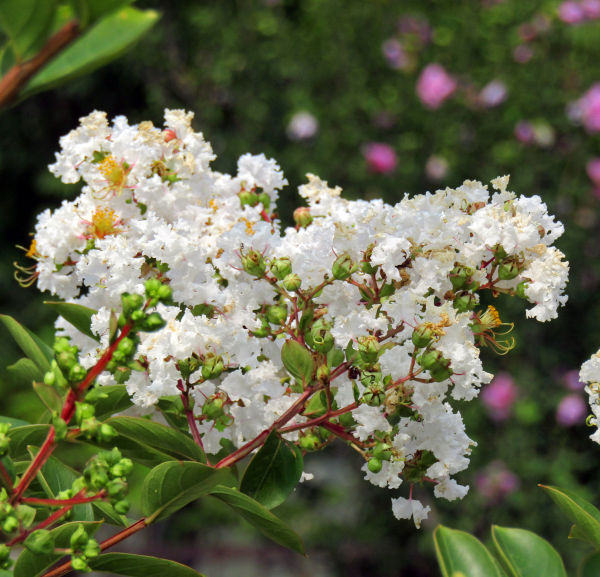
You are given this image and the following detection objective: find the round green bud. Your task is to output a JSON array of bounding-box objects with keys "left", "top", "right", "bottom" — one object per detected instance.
[
  {"left": 282, "top": 273, "right": 302, "bottom": 292},
  {"left": 332, "top": 253, "right": 358, "bottom": 281},
  {"left": 117, "top": 458, "right": 133, "bottom": 476},
  {"left": 0, "top": 544, "right": 10, "bottom": 563},
  {"left": 75, "top": 403, "right": 95, "bottom": 425},
  {"left": 429, "top": 366, "right": 454, "bottom": 382},
  {"left": 70, "top": 525, "right": 89, "bottom": 550},
  {"left": 258, "top": 192, "right": 271, "bottom": 210},
  {"left": 373, "top": 442, "right": 393, "bottom": 461},
  {"left": 417, "top": 349, "right": 445, "bottom": 370},
  {"left": 0, "top": 436, "right": 9, "bottom": 457},
  {"left": 68, "top": 364, "right": 87, "bottom": 383},
  {"left": 449, "top": 265, "right": 474, "bottom": 291},
  {"left": 361, "top": 382, "right": 385, "bottom": 407},
  {"left": 240, "top": 249, "right": 267, "bottom": 277},
  {"left": 144, "top": 278, "right": 162, "bottom": 298},
  {"left": 98, "top": 423, "right": 118, "bottom": 443},
  {"left": 269, "top": 257, "right": 292, "bottom": 280},
  {"left": 130, "top": 309, "right": 145, "bottom": 323},
  {"left": 498, "top": 262, "right": 520, "bottom": 280},
  {"left": 293, "top": 206, "right": 313, "bottom": 228},
  {"left": 516, "top": 281, "right": 528, "bottom": 299},
  {"left": 266, "top": 304, "right": 288, "bottom": 326},
  {"left": 43, "top": 370, "right": 56, "bottom": 386},
  {"left": 106, "top": 478, "right": 127, "bottom": 498},
  {"left": 202, "top": 396, "right": 225, "bottom": 420},
  {"left": 57, "top": 351, "right": 77, "bottom": 372},
  {"left": 157, "top": 284, "right": 173, "bottom": 302},
  {"left": 298, "top": 433, "right": 320, "bottom": 452},
  {"left": 239, "top": 189, "right": 259, "bottom": 207},
  {"left": 316, "top": 364, "right": 330, "bottom": 383},
  {"left": 141, "top": 312, "right": 166, "bottom": 332},
  {"left": 310, "top": 326, "right": 334, "bottom": 354},
  {"left": 113, "top": 499, "right": 130, "bottom": 515},
  {"left": 251, "top": 320, "right": 270, "bottom": 338},
  {"left": 358, "top": 335, "right": 380, "bottom": 364},
  {"left": 412, "top": 325, "right": 434, "bottom": 348},
  {"left": 201, "top": 354, "right": 225, "bottom": 380},
  {"left": 83, "top": 539, "right": 100, "bottom": 559},
  {"left": 71, "top": 556, "right": 90, "bottom": 572},
  {"left": 121, "top": 292, "right": 144, "bottom": 316},
  {"left": 367, "top": 458, "right": 383, "bottom": 473},
  {"left": 453, "top": 293, "right": 477, "bottom": 313},
  {"left": 2, "top": 516, "right": 18, "bottom": 533},
  {"left": 52, "top": 416, "right": 68, "bottom": 442}
]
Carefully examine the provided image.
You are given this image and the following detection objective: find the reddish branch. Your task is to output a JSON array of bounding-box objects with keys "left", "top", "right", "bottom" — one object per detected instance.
[
  {"left": 7, "top": 505, "right": 72, "bottom": 547},
  {"left": 0, "top": 20, "right": 80, "bottom": 109}
]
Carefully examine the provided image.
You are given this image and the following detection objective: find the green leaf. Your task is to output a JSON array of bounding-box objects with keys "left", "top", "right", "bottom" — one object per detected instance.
[
  {"left": 32, "top": 382, "right": 63, "bottom": 414},
  {"left": 8, "top": 424, "right": 50, "bottom": 458},
  {"left": 89, "top": 553, "right": 206, "bottom": 576},
  {"left": 281, "top": 340, "right": 314, "bottom": 384},
  {"left": 0, "top": 0, "right": 55, "bottom": 60},
  {"left": 541, "top": 485, "right": 600, "bottom": 549},
  {"left": 579, "top": 551, "right": 600, "bottom": 577},
  {"left": 0, "top": 315, "right": 52, "bottom": 373},
  {"left": 7, "top": 358, "right": 43, "bottom": 385},
  {"left": 44, "top": 301, "right": 99, "bottom": 342},
  {"left": 209, "top": 485, "right": 305, "bottom": 555},
  {"left": 91, "top": 434, "right": 176, "bottom": 468},
  {"left": 142, "top": 461, "right": 232, "bottom": 523},
  {"left": 13, "top": 520, "right": 101, "bottom": 577},
  {"left": 22, "top": 7, "right": 159, "bottom": 98},
  {"left": 433, "top": 525, "right": 506, "bottom": 577},
  {"left": 107, "top": 416, "right": 206, "bottom": 463},
  {"left": 491, "top": 526, "right": 566, "bottom": 577},
  {"left": 92, "top": 500, "right": 129, "bottom": 526},
  {"left": 91, "top": 385, "right": 133, "bottom": 419},
  {"left": 240, "top": 431, "right": 303, "bottom": 509}
]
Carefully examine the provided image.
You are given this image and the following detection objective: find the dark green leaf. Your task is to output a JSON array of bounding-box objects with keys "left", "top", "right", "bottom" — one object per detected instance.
[
  {"left": 32, "top": 382, "right": 63, "bottom": 414},
  {"left": 142, "top": 461, "right": 232, "bottom": 523},
  {"left": 91, "top": 434, "right": 176, "bottom": 468},
  {"left": 89, "top": 553, "right": 205, "bottom": 576},
  {"left": 92, "top": 501, "right": 129, "bottom": 526},
  {"left": 0, "top": 315, "right": 52, "bottom": 373},
  {"left": 22, "top": 7, "right": 159, "bottom": 98},
  {"left": 7, "top": 358, "right": 43, "bottom": 385},
  {"left": 240, "top": 431, "right": 303, "bottom": 509},
  {"left": 91, "top": 385, "right": 133, "bottom": 419},
  {"left": 541, "top": 485, "right": 600, "bottom": 549},
  {"left": 491, "top": 526, "right": 566, "bottom": 577},
  {"left": 281, "top": 340, "right": 314, "bottom": 384},
  {"left": 44, "top": 301, "right": 99, "bottom": 342},
  {"left": 82, "top": 0, "right": 134, "bottom": 27},
  {"left": 107, "top": 416, "right": 206, "bottom": 463},
  {"left": 0, "top": 0, "right": 55, "bottom": 60},
  {"left": 579, "top": 551, "right": 600, "bottom": 577},
  {"left": 8, "top": 425, "right": 50, "bottom": 459},
  {"left": 210, "top": 485, "right": 305, "bottom": 555},
  {"left": 13, "top": 520, "right": 101, "bottom": 577},
  {"left": 433, "top": 525, "right": 506, "bottom": 577}
]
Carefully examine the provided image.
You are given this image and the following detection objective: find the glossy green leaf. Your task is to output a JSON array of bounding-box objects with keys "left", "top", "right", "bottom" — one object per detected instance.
[
  {"left": 22, "top": 7, "right": 159, "bottom": 98},
  {"left": 579, "top": 551, "right": 600, "bottom": 577},
  {"left": 13, "top": 520, "right": 101, "bottom": 577},
  {"left": 433, "top": 525, "right": 506, "bottom": 577},
  {"left": 569, "top": 524, "right": 589, "bottom": 543},
  {"left": 92, "top": 500, "right": 129, "bottom": 526},
  {"left": 541, "top": 485, "right": 600, "bottom": 549},
  {"left": 142, "top": 461, "right": 232, "bottom": 523},
  {"left": 32, "top": 382, "right": 63, "bottom": 414},
  {"left": 210, "top": 485, "right": 305, "bottom": 555},
  {"left": 82, "top": 0, "right": 134, "bottom": 27},
  {"left": 91, "top": 434, "right": 175, "bottom": 468},
  {"left": 107, "top": 416, "right": 206, "bottom": 463},
  {"left": 0, "top": 315, "right": 52, "bottom": 373},
  {"left": 281, "top": 339, "right": 314, "bottom": 384},
  {"left": 0, "top": 0, "right": 55, "bottom": 60},
  {"left": 492, "top": 526, "right": 566, "bottom": 577},
  {"left": 7, "top": 357, "right": 43, "bottom": 385},
  {"left": 91, "top": 385, "right": 133, "bottom": 419},
  {"left": 0, "top": 570, "right": 11, "bottom": 577},
  {"left": 240, "top": 431, "right": 303, "bottom": 509},
  {"left": 8, "top": 424, "right": 50, "bottom": 459},
  {"left": 89, "top": 553, "right": 205, "bottom": 576},
  {"left": 44, "top": 301, "right": 99, "bottom": 341}
]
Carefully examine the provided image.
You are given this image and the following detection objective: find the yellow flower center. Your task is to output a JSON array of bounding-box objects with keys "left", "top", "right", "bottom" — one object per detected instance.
[
  {"left": 88, "top": 208, "right": 122, "bottom": 239},
  {"left": 209, "top": 199, "right": 218, "bottom": 212},
  {"left": 25, "top": 238, "right": 38, "bottom": 259},
  {"left": 239, "top": 217, "right": 256, "bottom": 236}
]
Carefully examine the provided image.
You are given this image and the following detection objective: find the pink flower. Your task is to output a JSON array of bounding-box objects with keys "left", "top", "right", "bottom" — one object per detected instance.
[
  {"left": 582, "top": 0, "right": 600, "bottom": 18},
  {"left": 513, "top": 45, "right": 533, "bottom": 63},
  {"left": 558, "top": 1, "right": 586, "bottom": 23},
  {"left": 286, "top": 111, "right": 318, "bottom": 141},
  {"left": 475, "top": 460, "right": 520, "bottom": 503},
  {"left": 363, "top": 143, "right": 397, "bottom": 174},
  {"left": 562, "top": 369, "right": 586, "bottom": 390},
  {"left": 479, "top": 80, "right": 508, "bottom": 108},
  {"left": 480, "top": 372, "right": 518, "bottom": 421},
  {"left": 425, "top": 155, "right": 448, "bottom": 181},
  {"left": 587, "top": 158, "right": 600, "bottom": 185},
  {"left": 556, "top": 394, "right": 587, "bottom": 426},
  {"left": 574, "top": 84, "right": 600, "bottom": 133},
  {"left": 381, "top": 39, "right": 409, "bottom": 70},
  {"left": 514, "top": 121, "right": 535, "bottom": 144},
  {"left": 416, "top": 64, "right": 456, "bottom": 109}
]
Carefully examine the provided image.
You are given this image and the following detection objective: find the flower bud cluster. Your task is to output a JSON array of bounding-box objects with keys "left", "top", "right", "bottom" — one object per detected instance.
[
  {"left": 69, "top": 523, "right": 101, "bottom": 572},
  {"left": 28, "top": 110, "right": 569, "bottom": 527}
]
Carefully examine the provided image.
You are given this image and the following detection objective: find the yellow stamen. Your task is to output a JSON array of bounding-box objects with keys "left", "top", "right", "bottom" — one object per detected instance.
[
  {"left": 98, "top": 156, "right": 118, "bottom": 180},
  {"left": 209, "top": 199, "right": 218, "bottom": 212},
  {"left": 25, "top": 239, "right": 38, "bottom": 259},
  {"left": 87, "top": 208, "right": 122, "bottom": 239},
  {"left": 239, "top": 217, "right": 255, "bottom": 236}
]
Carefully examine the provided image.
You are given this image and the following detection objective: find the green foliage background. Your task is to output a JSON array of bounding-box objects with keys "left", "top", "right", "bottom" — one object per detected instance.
[{"left": 2, "top": 1, "right": 600, "bottom": 575}]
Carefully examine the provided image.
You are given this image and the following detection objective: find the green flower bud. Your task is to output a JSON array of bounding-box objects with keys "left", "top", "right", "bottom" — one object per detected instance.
[
  {"left": 52, "top": 416, "right": 68, "bottom": 442},
  {"left": 310, "top": 324, "right": 334, "bottom": 354},
  {"left": 429, "top": 365, "right": 454, "bottom": 382},
  {"left": 361, "top": 381, "right": 385, "bottom": 407},
  {"left": 266, "top": 304, "right": 288, "bottom": 326},
  {"left": 316, "top": 364, "right": 330, "bottom": 383},
  {"left": 24, "top": 529, "right": 55, "bottom": 555},
  {"left": 140, "top": 312, "right": 166, "bottom": 332},
  {"left": 80, "top": 417, "right": 99, "bottom": 439},
  {"left": 68, "top": 364, "right": 87, "bottom": 383},
  {"left": 449, "top": 265, "right": 474, "bottom": 291},
  {"left": 358, "top": 335, "right": 380, "bottom": 364},
  {"left": 0, "top": 436, "right": 9, "bottom": 458},
  {"left": 417, "top": 349, "right": 445, "bottom": 370},
  {"left": 98, "top": 423, "right": 118, "bottom": 443},
  {"left": 412, "top": 325, "right": 435, "bottom": 348},
  {"left": 0, "top": 544, "right": 10, "bottom": 564},
  {"left": 516, "top": 281, "right": 528, "bottom": 299},
  {"left": 53, "top": 337, "right": 74, "bottom": 354},
  {"left": 130, "top": 309, "right": 145, "bottom": 323},
  {"left": 57, "top": 350, "right": 78, "bottom": 372},
  {"left": 202, "top": 396, "right": 225, "bottom": 420},
  {"left": 71, "top": 556, "right": 90, "bottom": 572},
  {"left": 121, "top": 292, "right": 144, "bottom": 317},
  {"left": 373, "top": 442, "right": 393, "bottom": 461},
  {"left": 282, "top": 273, "right": 302, "bottom": 292},
  {"left": 298, "top": 433, "right": 320, "bottom": 451},
  {"left": 75, "top": 403, "right": 95, "bottom": 425},
  {"left": 43, "top": 370, "right": 56, "bottom": 386},
  {"left": 106, "top": 478, "right": 128, "bottom": 498},
  {"left": 367, "top": 458, "right": 383, "bottom": 473},
  {"left": 83, "top": 538, "right": 100, "bottom": 559},
  {"left": 201, "top": 354, "right": 225, "bottom": 380},
  {"left": 2, "top": 516, "right": 18, "bottom": 533},
  {"left": 117, "top": 458, "right": 133, "bottom": 476},
  {"left": 258, "top": 192, "right": 271, "bottom": 210},
  {"left": 239, "top": 189, "right": 259, "bottom": 207},
  {"left": 269, "top": 257, "right": 292, "bottom": 280},
  {"left": 240, "top": 248, "right": 267, "bottom": 277},
  {"left": 293, "top": 206, "right": 313, "bottom": 228},
  {"left": 251, "top": 320, "right": 270, "bottom": 338},
  {"left": 498, "top": 262, "right": 520, "bottom": 280},
  {"left": 70, "top": 525, "right": 89, "bottom": 549},
  {"left": 113, "top": 499, "right": 130, "bottom": 515},
  {"left": 144, "top": 278, "right": 162, "bottom": 298},
  {"left": 453, "top": 293, "right": 477, "bottom": 313},
  {"left": 332, "top": 253, "right": 358, "bottom": 280},
  {"left": 117, "top": 337, "right": 136, "bottom": 357},
  {"left": 157, "top": 283, "right": 173, "bottom": 302}
]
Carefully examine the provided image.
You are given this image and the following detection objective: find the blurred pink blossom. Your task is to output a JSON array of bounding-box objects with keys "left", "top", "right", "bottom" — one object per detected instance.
[
  {"left": 582, "top": 0, "right": 600, "bottom": 18},
  {"left": 416, "top": 64, "right": 457, "bottom": 109},
  {"left": 513, "top": 44, "right": 533, "bottom": 63},
  {"left": 481, "top": 372, "right": 518, "bottom": 421},
  {"left": 558, "top": 1, "right": 586, "bottom": 23},
  {"left": 556, "top": 394, "right": 587, "bottom": 426},
  {"left": 562, "top": 369, "right": 586, "bottom": 390},
  {"left": 587, "top": 158, "right": 600, "bottom": 185},
  {"left": 286, "top": 111, "right": 318, "bottom": 141},
  {"left": 425, "top": 155, "right": 448, "bottom": 181},
  {"left": 363, "top": 143, "right": 397, "bottom": 174},
  {"left": 479, "top": 80, "right": 508, "bottom": 108},
  {"left": 475, "top": 460, "right": 520, "bottom": 503},
  {"left": 514, "top": 121, "right": 535, "bottom": 144},
  {"left": 572, "top": 84, "right": 600, "bottom": 132},
  {"left": 381, "top": 38, "right": 409, "bottom": 70}
]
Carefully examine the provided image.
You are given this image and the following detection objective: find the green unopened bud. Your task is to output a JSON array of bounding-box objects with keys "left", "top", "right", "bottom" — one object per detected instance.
[
  {"left": 429, "top": 365, "right": 454, "bottom": 382},
  {"left": 57, "top": 351, "right": 78, "bottom": 372},
  {"left": 71, "top": 556, "right": 90, "bottom": 572},
  {"left": 498, "top": 262, "right": 520, "bottom": 280},
  {"left": 75, "top": 403, "right": 95, "bottom": 425},
  {"left": 2, "top": 516, "right": 18, "bottom": 533},
  {"left": 293, "top": 206, "right": 313, "bottom": 228},
  {"left": 316, "top": 364, "right": 330, "bottom": 383},
  {"left": 157, "top": 283, "right": 173, "bottom": 302},
  {"left": 310, "top": 325, "right": 334, "bottom": 353},
  {"left": 43, "top": 370, "right": 56, "bottom": 386},
  {"left": 98, "top": 423, "right": 118, "bottom": 443},
  {"left": 417, "top": 349, "right": 444, "bottom": 370},
  {"left": 106, "top": 478, "right": 128, "bottom": 498},
  {"left": 373, "top": 442, "right": 393, "bottom": 461},
  {"left": 367, "top": 458, "right": 383, "bottom": 473},
  {"left": 68, "top": 364, "right": 87, "bottom": 383},
  {"left": 361, "top": 382, "right": 385, "bottom": 407},
  {"left": 201, "top": 354, "right": 225, "bottom": 380},
  {"left": 494, "top": 245, "right": 508, "bottom": 262},
  {"left": 358, "top": 335, "right": 380, "bottom": 364},
  {"left": 130, "top": 309, "right": 145, "bottom": 323},
  {"left": 269, "top": 257, "right": 292, "bottom": 280},
  {"left": 516, "top": 281, "right": 528, "bottom": 299},
  {"left": 453, "top": 293, "right": 477, "bottom": 313},
  {"left": 239, "top": 189, "right": 259, "bottom": 207},
  {"left": 52, "top": 416, "right": 68, "bottom": 442},
  {"left": 24, "top": 529, "right": 55, "bottom": 555},
  {"left": 257, "top": 192, "right": 271, "bottom": 210},
  {"left": 241, "top": 248, "right": 267, "bottom": 277},
  {"left": 80, "top": 417, "right": 99, "bottom": 439},
  {"left": 53, "top": 337, "right": 73, "bottom": 354},
  {"left": 202, "top": 396, "right": 225, "bottom": 420},
  {"left": 266, "top": 304, "right": 288, "bottom": 326},
  {"left": 251, "top": 320, "right": 270, "bottom": 338},
  {"left": 299, "top": 433, "right": 320, "bottom": 451},
  {"left": 83, "top": 539, "right": 100, "bottom": 559},
  {"left": 140, "top": 312, "right": 166, "bottom": 332},
  {"left": 412, "top": 325, "right": 435, "bottom": 348},
  {"left": 144, "top": 278, "right": 162, "bottom": 298},
  {"left": 449, "top": 265, "right": 474, "bottom": 291},
  {"left": 282, "top": 273, "right": 301, "bottom": 292},
  {"left": 332, "top": 254, "right": 358, "bottom": 281},
  {"left": 113, "top": 499, "right": 130, "bottom": 514},
  {"left": 0, "top": 544, "right": 10, "bottom": 564},
  {"left": 121, "top": 292, "right": 144, "bottom": 316}
]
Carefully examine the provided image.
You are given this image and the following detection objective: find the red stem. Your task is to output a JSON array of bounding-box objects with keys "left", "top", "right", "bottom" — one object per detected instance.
[
  {"left": 23, "top": 490, "right": 106, "bottom": 506},
  {"left": 7, "top": 505, "right": 72, "bottom": 546}
]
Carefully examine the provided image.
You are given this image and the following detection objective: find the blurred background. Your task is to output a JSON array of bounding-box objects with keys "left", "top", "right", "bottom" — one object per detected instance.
[{"left": 2, "top": 0, "right": 600, "bottom": 575}]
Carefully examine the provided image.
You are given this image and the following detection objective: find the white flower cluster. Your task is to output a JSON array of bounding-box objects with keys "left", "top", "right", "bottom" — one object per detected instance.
[
  {"left": 581, "top": 351, "right": 600, "bottom": 444},
  {"left": 27, "top": 110, "right": 569, "bottom": 527}
]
